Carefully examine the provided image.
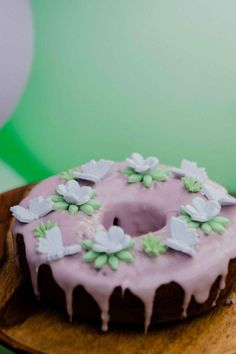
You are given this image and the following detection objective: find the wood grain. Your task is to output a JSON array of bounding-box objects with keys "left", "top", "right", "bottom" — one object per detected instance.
[{"left": 1, "top": 186, "right": 236, "bottom": 354}]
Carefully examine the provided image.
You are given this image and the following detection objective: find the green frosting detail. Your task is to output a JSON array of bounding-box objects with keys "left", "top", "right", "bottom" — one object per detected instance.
[
  {"left": 51, "top": 195, "right": 65, "bottom": 202},
  {"left": 116, "top": 250, "right": 134, "bottom": 262},
  {"left": 108, "top": 254, "right": 119, "bottom": 270},
  {"left": 201, "top": 222, "right": 212, "bottom": 234},
  {"left": 94, "top": 254, "right": 108, "bottom": 268},
  {"left": 182, "top": 176, "right": 202, "bottom": 193},
  {"left": 128, "top": 174, "right": 142, "bottom": 183},
  {"left": 143, "top": 175, "right": 153, "bottom": 188},
  {"left": 50, "top": 193, "right": 101, "bottom": 216},
  {"left": 68, "top": 204, "right": 79, "bottom": 214},
  {"left": 179, "top": 209, "right": 230, "bottom": 235},
  {"left": 81, "top": 239, "right": 135, "bottom": 270},
  {"left": 59, "top": 169, "right": 75, "bottom": 181},
  {"left": 121, "top": 167, "right": 169, "bottom": 188},
  {"left": 83, "top": 250, "right": 98, "bottom": 262},
  {"left": 79, "top": 204, "right": 94, "bottom": 216},
  {"left": 34, "top": 220, "right": 56, "bottom": 238},
  {"left": 121, "top": 167, "right": 134, "bottom": 175},
  {"left": 142, "top": 233, "right": 167, "bottom": 256},
  {"left": 82, "top": 239, "right": 93, "bottom": 249},
  {"left": 87, "top": 199, "right": 101, "bottom": 209}
]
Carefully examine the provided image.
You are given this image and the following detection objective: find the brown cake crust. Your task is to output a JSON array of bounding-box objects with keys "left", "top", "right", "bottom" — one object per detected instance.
[{"left": 15, "top": 233, "right": 236, "bottom": 328}]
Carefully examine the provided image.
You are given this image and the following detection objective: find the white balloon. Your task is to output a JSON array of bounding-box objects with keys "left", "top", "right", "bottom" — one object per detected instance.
[{"left": 0, "top": 0, "right": 33, "bottom": 128}]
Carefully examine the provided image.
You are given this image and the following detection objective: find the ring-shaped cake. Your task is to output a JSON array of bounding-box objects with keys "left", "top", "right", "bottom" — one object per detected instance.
[{"left": 10, "top": 154, "right": 236, "bottom": 331}]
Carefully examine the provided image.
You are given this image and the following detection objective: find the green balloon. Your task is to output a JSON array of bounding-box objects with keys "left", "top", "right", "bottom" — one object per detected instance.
[{"left": 1, "top": 0, "right": 236, "bottom": 192}]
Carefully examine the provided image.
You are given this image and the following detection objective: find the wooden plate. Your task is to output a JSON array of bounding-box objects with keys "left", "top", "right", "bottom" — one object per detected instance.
[{"left": 1, "top": 185, "right": 236, "bottom": 354}]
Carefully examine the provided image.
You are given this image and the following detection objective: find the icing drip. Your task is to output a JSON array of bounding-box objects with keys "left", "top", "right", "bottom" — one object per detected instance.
[
  {"left": 219, "top": 272, "right": 227, "bottom": 290},
  {"left": 65, "top": 288, "right": 73, "bottom": 322},
  {"left": 29, "top": 264, "right": 39, "bottom": 298},
  {"left": 181, "top": 292, "right": 191, "bottom": 318},
  {"left": 180, "top": 260, "right": 230, "bottom": 317},
  {"left": 132, "top": 288, "right": 156, "bottom": 333},
  {"left": 12, "top": 164, "right": 236, "bottom": 331},
  {"left": 82, "top": 284, "right": 114, "bottom": 332},
  {"left": 212, "top": 288, "right": 221, "bottom": 307},
  {"left": 101, "top": 308, "right": 110, "bottom": 332}
]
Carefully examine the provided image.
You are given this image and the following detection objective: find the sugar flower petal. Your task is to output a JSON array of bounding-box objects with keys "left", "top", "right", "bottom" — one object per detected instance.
[
  {"left": 92, "top": 226, "right": 132, "bottom": 254},
  {"left": 126, "top": 152, "right": 159, "bottom": 173},
  {"left": 183, "top": 197, "right": 221, "bottom": 222},
  {"left": 56, "top": 180, "right": 93, "bottom": 205}
]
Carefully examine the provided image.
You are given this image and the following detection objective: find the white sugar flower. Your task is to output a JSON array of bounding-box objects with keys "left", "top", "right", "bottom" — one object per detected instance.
[
  {"left": 202, "top": 183, "right": 236, "bottom": 206},
  {"left": 36, "top": 226, "right": 81, "bottom": 261},
  {"left": 182, "top": 197, "right": 221, "bottom": 222},
  {"left": 73, "top": 159, "right": 114, "bottom": 183},
  {"left": 172, "top": 159, "right": 208, "bottom": 182},
  {"left": 92, "top": 226, "right": 132, "bottom": 254},
  {"left": 165, "top": 217, "right": 200, "bottom": 256},
  {"left": 127, "top": 152, "right": 159, "bottom": 173},
  {"left": 56, "top": 180, "right": 93, "bottom": 205},
  {"left": 10, "top": 197, "right": 53, "bottom": 223}
]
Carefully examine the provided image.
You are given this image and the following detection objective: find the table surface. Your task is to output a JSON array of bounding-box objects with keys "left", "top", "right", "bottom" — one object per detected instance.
[{"left": 1, "top": 185, "right": 236, "bottom": 354}]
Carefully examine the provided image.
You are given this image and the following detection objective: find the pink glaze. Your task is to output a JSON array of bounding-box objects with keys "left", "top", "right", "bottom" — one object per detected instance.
[{"left": 12, "top": 163, "right": 236, "bottom": 331}]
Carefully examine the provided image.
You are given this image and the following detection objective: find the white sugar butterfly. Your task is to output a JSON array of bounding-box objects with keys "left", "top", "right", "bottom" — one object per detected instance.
[
  {"left": 172, "top": 159, "right": 208, "bottom": 182},
  {"left": 73, "top": 159, "right": 114, "bottom": 183},
  {"left": 165, "top": 217, "right": 200, "bottom": 256},
  {"left": 36, "top": 226, "right": 81, "bottom": 261},
  {"left": 10, "top": 197, "right": 53, "bottom": 223},
  {"left": 202, "top": 183, "right": 236, "bottom": 206}
]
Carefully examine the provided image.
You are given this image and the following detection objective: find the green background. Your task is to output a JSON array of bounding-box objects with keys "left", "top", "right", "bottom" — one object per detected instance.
[
  {"left": 0, "top": 346, "right": 12, "bottom": 354},
  {"left": 0, "top": 2, "right": 236, "bottom": 351},
  {"left": 1, "top": 0, "right": 236, "bottom": 192}
]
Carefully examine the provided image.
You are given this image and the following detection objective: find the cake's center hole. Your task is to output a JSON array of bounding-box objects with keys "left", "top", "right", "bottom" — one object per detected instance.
[{"left": 102, "top": 202, "right": 166, "bottom": 237}]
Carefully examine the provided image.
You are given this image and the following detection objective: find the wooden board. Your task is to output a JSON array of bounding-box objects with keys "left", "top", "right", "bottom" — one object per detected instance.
[{"left": 1, "top": 185, "right": 236, "bottom": 354}]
